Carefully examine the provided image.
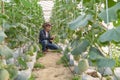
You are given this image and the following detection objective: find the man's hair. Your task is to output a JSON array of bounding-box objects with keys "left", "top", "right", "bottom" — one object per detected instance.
[{"left": 42, "top": 22, "right": 52, "bottom": 28}]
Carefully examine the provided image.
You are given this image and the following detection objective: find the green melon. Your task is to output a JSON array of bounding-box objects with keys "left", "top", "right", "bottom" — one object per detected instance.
[
  {"left": 0, "top": 69, "right": 9, "bottom": 80},
  {"left": 78, "top": 59, "right": 89, "bottom": 74}
]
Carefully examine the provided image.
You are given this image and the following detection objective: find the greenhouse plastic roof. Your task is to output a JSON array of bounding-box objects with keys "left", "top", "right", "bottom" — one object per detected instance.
[{"left": 38, "top": 1, "right": 54, "bottom": 21}]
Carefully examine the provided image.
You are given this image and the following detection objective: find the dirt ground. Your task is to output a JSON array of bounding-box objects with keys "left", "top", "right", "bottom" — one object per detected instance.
[{"left": 33, "top": 52, "right": 73, "bottom": 80}]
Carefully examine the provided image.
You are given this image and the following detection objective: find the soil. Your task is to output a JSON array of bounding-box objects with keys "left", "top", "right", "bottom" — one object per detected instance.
[{"left": 33, "top": 52, "right": 73, "bottom": 80}]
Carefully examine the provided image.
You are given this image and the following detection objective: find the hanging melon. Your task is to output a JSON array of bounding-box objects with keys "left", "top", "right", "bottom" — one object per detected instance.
[
  {"left": 78, "top": 59, "right": 89, "bottom": 74},
  {"left": 0, "top": 69, "right": 9, "bottom": 80}
]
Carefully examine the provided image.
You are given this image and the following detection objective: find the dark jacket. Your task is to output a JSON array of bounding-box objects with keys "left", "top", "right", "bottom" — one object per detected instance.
[{"left": 39, "top": 29, "right": 52, "bottom": 43}]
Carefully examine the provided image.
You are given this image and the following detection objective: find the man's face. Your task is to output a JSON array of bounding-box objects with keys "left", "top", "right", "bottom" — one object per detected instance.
[{"left": 45, "top": 25, "right": 51, "bottom": 31}]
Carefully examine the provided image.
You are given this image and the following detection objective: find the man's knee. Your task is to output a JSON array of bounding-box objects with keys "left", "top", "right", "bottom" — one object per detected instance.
[{"left": 41, "top": 40, "right": 48, "bottom": 45}]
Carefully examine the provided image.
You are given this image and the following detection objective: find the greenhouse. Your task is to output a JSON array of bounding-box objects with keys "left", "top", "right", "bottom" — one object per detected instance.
[{"left": 0, "top": 0, "right": 120, "bottom": 80}]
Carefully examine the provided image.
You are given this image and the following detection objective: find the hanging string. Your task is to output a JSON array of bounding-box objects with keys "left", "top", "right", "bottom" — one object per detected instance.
[
  {"left": 106, "top": 0, "right": 109, "bottom": 24},
  {"left": 1, "top": 1, "right": 4, "bottom": 31},
  {"left": 80, "top": 0, "right": 83, "bottom": 15},
  {"left": 105, "top": 0, "right": 112, "bottom": 58}
]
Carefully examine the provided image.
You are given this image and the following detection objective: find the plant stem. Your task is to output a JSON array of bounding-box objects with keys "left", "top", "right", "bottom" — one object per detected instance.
[
  {"left": 109, "top": 42, "right": 112, "bottom": 58},
  {"left": 1, "top": 1, "right": 4, "bottom": 30},
  {"left": 1, "top": 1, "right": 4, "bottom": 13}
]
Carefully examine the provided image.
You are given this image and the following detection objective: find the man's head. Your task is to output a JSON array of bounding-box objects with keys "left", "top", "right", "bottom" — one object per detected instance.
[{"left": 42, "top": 22, "right": 52, "bottom": 31}]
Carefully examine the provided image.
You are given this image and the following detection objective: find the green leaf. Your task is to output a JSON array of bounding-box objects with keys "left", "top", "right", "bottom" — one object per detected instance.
[
  {"left": 89, "top": 51, "right": 103, "bottom": 60},
  {"left": 70, "top": 39, "right": 80, "bottom": 48},
  {"left": 18, "top": 57, "right": 27, "bottom": 70},
  {"left": 3, "top": 22, "right": 12, "bottom": 30},
  {"left": 108, "top": 0, "right": 117, "bottom": 7},
  {"left": 0, "top": 45, "right": 13, "bottom": 59},
  {"left": 96, "top": 58, "right": 115, "bottom": 68},
  {"left": 20, "top": 0, "right": 31, "bottom": 8},
  {"left": 68, "top": 14, "right": 93, "bottom": 30},
  {"left": 13, "top": 0, "right": 21, "bottom": 4},
  {"left": 99, "top": 2, "right": 120, "bottom": 23},
  {"left": 0, "top": 13, "right": 9, "bottom": 20},
  {"left": 71, "top": 40, "right": 90, "bottom": 55},
  {"left": 17, "top": 23, "right": 28, "bottom": 30},
  {"left": 6, "top": 65, "right": 18, "bottom": 80},
  {"left": 0, "top": 31, "right": 7, "bottom": 43},
  {"left": 99, "top": 27, "right": 120, "bottom": 42},
  {"left": 89, "top": 47, "right": 104, "bottom": 57}
]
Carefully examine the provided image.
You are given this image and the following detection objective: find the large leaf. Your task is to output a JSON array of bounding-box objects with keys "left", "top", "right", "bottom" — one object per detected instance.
[
  {"left": 70, "top": 39, "right": 80, "bottom": 48},
  {"left": 99, "top": 27, "right": 120, "bottom": 42},
  {"left": 89, "top": 51, "right": 104, "bottom": 60},
  {"left": 68, "top": 14, "right": 93, "bottom": 30},
  {"left": 0, "top": 31, "right": 7, "bottom": 43},
  {"left": 96, "top": 58, "right": 115, "bottom": 68},
  {"left": 0, "top": 45, "right": 13, "bottom": 59},
  {"left": 89, "top": 47, "right": 104, "bottom": 57},
  {"left": 71, "top": 40, "right": 90, "bottom": 55},
  {"left": 99, "top": 2, "right": 120, "bottom": 23}
]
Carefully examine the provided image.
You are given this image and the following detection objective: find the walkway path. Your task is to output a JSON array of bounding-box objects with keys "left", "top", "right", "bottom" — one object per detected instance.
[{"left": 33, "top": 52, "right": 73, "bottom": 80}]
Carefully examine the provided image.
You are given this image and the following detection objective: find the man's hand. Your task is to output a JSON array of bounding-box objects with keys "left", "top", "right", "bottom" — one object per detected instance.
[{"left": 51, "top": 35, "right": 56, "bottom": 40}]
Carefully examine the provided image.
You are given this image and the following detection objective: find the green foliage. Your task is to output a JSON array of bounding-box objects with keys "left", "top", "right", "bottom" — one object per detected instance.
[
  {"left": 0, "top": 13, "right": 9, "bottom": 20},
  {"left": 28, "top": 73, "right": 36, "bottom": 80},
  {"left": 4, "top": 0, "right": 44, "bottom": 48},
  {"left": 17, "top": 57, "right": 28, "bottom": 70},
  {"left": 71, "top": 40, "right": 90, "bottom": 55},
  {"left": 89, "top": 51, "right": 102, "bottom": 61},
  {"left": 72, "top": 75, "right": 82, "bottom": 80},
  {"left": 99, "top": 26, "right": 120, "bottom": 42},
  {"left": 88, "top": 47, "right": 115, "bottom": 68},
  {"left": 0, "top": 45, "right": 13, "bottom": 59},
  {"left": 27, "top": 46, "right": 34, "bottom": 56},
  {"left": 5, "top": 65, "right": 18, "bottom": 80},
  {"left": 34, "top": 62, "right": 45, "bottom": 69},
  {"left": 114, "top": 56, "right": 120, "bottom": 67},
  {"left": 0, "top": 31, "right": 7, "bottom": 43},
  {"left": 56, "top": 55, "right": 69, "bottom": 67},
  {"left": 36, "top": 51, "right": 44, "bottom": 60},
  {"left": 108, "top": 0, "right": 117, "bottom": 8},
  {"left": 89, "top": 47, "right": 104, "bottom": 58},
  {"left": 99, "top": 2, "right": 120, "bottom": 23},
  {"left": 96, "top": 58, "right": 115, "bottom": 68},
  {"left": 69, "top": 14, "right": 93, "bottom": 30},
  {"left": 33, "top": 43, "right": 40, "bottom": 52},
  {"left": 51, "top": 0, "right": 79, "bottom": 42},
  {"left": 20, "top": 0, "right": 31, "bottom": 8}
]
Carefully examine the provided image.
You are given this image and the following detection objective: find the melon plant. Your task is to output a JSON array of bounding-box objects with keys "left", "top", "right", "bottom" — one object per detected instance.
[
  {"left": 0, "top": 69, "right": 9, "bottom": 80},
  {"left": 33, "top": 43, "right": 40, "bottom": 52},
  {"left": 27, "top": 45, "right": 34, "bottom": 56},
  {"left": 5, "top": 65, "right": 18, "bottom": 80}
]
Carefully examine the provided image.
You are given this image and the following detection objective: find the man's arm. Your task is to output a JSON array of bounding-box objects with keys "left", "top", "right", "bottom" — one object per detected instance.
[{"left": 39, "top": 30, "right": 50, "bottom": 41}]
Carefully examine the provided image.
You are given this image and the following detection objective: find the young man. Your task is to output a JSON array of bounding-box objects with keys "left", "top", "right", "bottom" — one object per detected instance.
[{"left": 39, "top": 22, "right": 59, "bottom": 53}]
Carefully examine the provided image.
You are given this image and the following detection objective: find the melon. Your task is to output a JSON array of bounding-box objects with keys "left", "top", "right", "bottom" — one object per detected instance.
[
  {"left": 78, "top": 59, "right": 89, "bottom": 74},
  {"left": 0, "top": 69, "right": 9, "bottom": 80}
]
